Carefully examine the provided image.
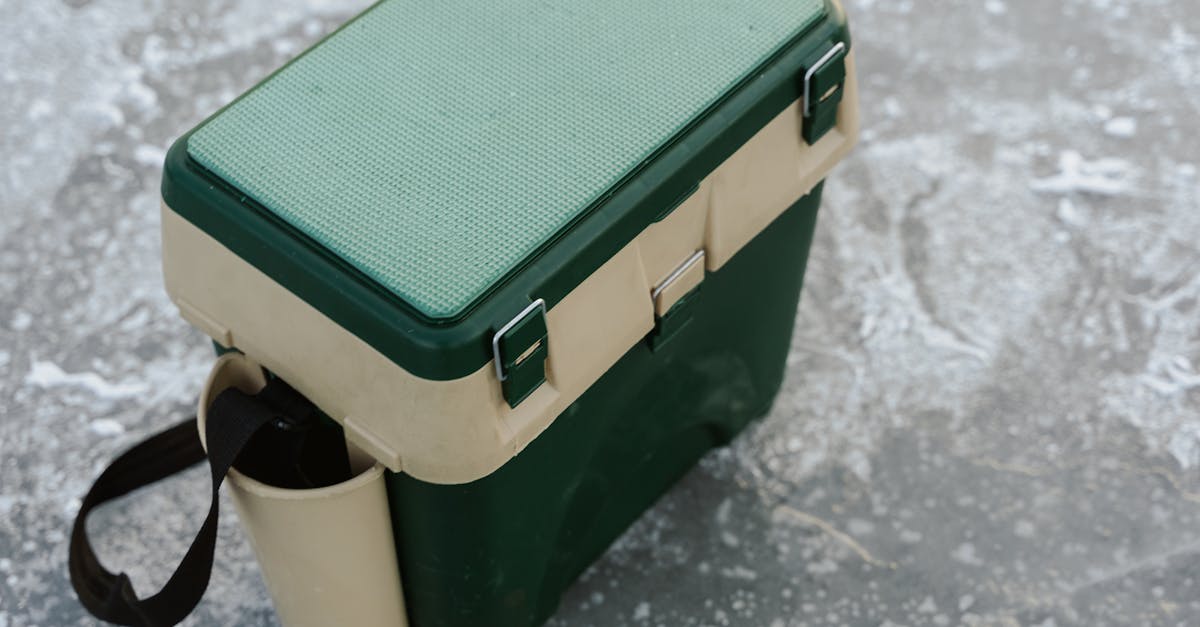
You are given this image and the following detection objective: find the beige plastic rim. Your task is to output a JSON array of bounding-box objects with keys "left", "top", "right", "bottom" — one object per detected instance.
[{"left": 165, "top": 55, "right": 859, "bottom": 485}]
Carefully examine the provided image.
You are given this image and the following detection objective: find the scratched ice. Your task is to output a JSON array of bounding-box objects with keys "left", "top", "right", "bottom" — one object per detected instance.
[{"left": 2, "top": 0, "right": 1199, "bottom": 625}]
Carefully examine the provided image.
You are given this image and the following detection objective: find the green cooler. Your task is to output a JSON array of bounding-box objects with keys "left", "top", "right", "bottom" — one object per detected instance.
[{"left": 160, "top": 0, "right": 859, "bottom": 625}]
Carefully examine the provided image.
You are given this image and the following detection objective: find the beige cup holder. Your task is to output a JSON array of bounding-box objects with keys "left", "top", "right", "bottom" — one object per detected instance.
[{"left": 198, "top": 353, "right": 409, "bottom": 627}]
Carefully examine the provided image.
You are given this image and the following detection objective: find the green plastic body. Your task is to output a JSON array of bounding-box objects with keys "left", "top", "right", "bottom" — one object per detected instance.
[{"left": 386, "top": 188, "right": 823, "bottom": 627}]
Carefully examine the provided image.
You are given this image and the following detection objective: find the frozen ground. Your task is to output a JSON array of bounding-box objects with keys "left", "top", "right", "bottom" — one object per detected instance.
[{"left": 2, "top": 0, "right": 1199, "bottom": 625}]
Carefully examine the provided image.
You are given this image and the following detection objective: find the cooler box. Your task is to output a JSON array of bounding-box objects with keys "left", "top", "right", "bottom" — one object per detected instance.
[{"left": 161, "top": 0, "right": 858, "bottom": 625}]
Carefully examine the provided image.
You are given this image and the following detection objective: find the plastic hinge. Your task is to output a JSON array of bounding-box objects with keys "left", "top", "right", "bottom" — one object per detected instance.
[
  {"left": 492, "top": 300, "right": 549, "bottom": 407},
  {"left": 801, "top": 42, "right": 847, "bottom": 145}
]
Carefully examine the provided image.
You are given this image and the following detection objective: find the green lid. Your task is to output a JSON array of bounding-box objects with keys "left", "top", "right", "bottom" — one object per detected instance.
[
  {"left": 186, "top": 0, "right": 825, "bottom": 319},
  {"left": 165, "top": 0, "right": 848, "bottom": 380}
]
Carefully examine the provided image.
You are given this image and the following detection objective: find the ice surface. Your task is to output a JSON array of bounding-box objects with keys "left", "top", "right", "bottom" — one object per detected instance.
[
  {"left": 26, "top": 361, "right": 148, "bottom": 400},
  {"left": 2, "top": 0, "right": 1199, "bottom": 625}
]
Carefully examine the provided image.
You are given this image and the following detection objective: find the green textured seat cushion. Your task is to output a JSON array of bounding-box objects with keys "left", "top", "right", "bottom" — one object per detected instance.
[{"left": 188, "top": 0, "right": 825, "bottom": 319}]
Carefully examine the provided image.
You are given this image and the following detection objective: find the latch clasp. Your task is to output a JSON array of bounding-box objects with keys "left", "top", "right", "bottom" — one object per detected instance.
[
  {"left": 492, "top": 299, "right": 548, "bottom": 407},
  {"left": 801, "top": 41, "right": 847, "bottom": 145},
  {"left": 647, "top": 251, "right": 705, "bottom": 350}
]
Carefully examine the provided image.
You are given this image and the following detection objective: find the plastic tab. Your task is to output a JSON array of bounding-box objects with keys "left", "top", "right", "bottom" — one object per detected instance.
[{"left": 647, "top": 289, "right": 701, "bottom": 351}]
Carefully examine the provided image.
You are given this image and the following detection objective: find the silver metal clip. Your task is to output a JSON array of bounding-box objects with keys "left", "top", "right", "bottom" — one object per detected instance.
[
  {"left": 651, "top": 250, "right": 705, "bottom": 303},
  {"left": 803, "top": 42, "right": 847, "bottom": 116}
]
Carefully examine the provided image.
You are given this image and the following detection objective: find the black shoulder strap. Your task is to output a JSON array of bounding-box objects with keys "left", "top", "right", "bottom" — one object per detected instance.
[{"left": 68, "top": 386, "right": 279, "bottom": 626}]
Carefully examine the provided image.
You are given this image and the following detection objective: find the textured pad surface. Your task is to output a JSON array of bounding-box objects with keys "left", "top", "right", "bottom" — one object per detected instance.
[{"left": 188, "top": 0, "right": 825, "bottom": 319}]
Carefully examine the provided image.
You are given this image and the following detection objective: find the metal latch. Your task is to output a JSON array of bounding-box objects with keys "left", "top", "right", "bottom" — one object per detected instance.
[
  {"left": 492, "top": 299, "right": 548, "bottom": 407},
  {"left": 801, "top": 41, "right": 847, "bottom": 145},
  {"left": 647, "top": 251, "right": 705, "bottom": 350}
]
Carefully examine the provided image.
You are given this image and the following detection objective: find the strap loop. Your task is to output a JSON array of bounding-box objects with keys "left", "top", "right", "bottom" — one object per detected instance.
[{"left": 69, "top": 382, "right": 287, "bottom": 626}]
